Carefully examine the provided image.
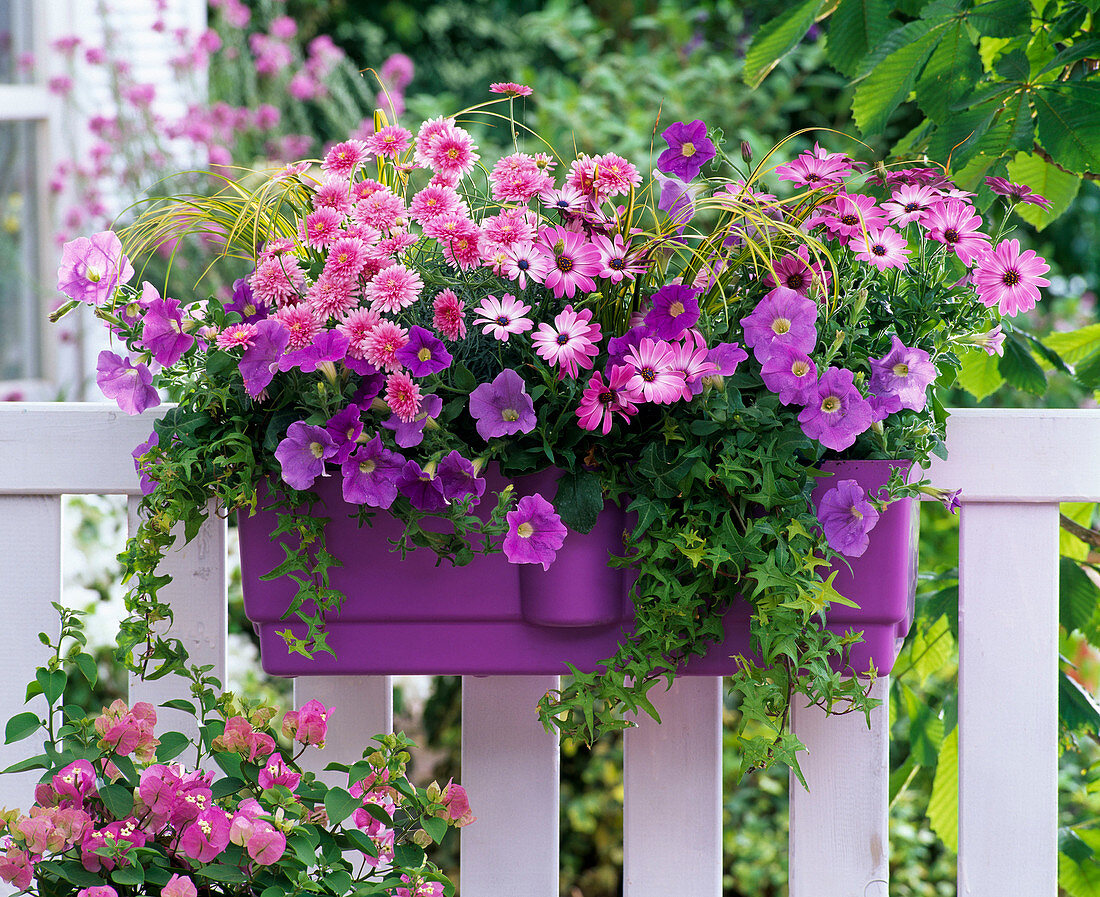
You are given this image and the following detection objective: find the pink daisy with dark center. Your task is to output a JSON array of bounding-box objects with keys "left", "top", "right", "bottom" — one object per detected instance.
[
  {"left": 625, "top": 338, "right": 687, "bottom": 404},
  {"left": 853, "top": 227, "right": 910, "bottom": 271},
  {"left": 973, "top": 238, "right": 1050, "bottom": 316},
  {"left": 531, "top": 305, "right": 602, "bottom": 379},
  {"left": 536, "top": 225, "right": 601, "bottom": 299},
  {"left": 985, "top": 177, "right": 1052, "bottom": 210},
  {"left": 473, "top": 293, "right": 533, "bottom": 342}
]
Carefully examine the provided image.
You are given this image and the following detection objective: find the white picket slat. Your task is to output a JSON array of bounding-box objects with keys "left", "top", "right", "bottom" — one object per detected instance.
[
  {"left": 461, "top": 675, "right": 560, "bottom": 897},
  {"left": 789, "top": 676, "right": 890, "bottom": 897},
  {"left": 623, "top": 675, "right": 723, "bottom": 897},
  {"left": 0, "top": 496, "right": 60, "bottom": 816},
  {"left": 294, "top": 676, "right": 393, "bottom": 785},
  {"left": 957, "top": 502, "right": 1059, "bottom": 896}
]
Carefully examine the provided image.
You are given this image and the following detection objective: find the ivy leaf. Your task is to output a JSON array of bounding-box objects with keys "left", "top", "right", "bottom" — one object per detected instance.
[
  {"left": 743, "top": 0, "right": 826, "bottom": 88},
  {"left": 553, "top": 469, "right": 604, "bottom": 535},
  {"left": 926, "top": 726, "right": 959, "bottom": 852},
  {"left": 825, "top": 0, "right": 892, "bottom": 78},
  {"left": 1005, "top": 151, "right": 1082, "bottom": 229},
  {"left": 998, "top": 336, "right": 1047, "bottom": 395},
  {"left": 955, "top": 347, "right": 1005, "bottom": 401}
]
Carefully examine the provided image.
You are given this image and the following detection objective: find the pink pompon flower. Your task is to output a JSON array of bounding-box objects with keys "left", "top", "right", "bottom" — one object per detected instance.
[
  {"left": 300, "top": 207, "right": 345, "bottom": 249},
  {"left": 427, "top": 126, "right": 479, "bottom": 180},
  {"left": 366, "top": 125, "right": 412, "bottom": 159},
  {"left": 408, "top": 184, "right": 468, "bottom": 223},
  {"left": 625, "top": 338, "right": 687, "bottom": 404},
  {"left": 473, "top": 293, "right": 533, "bottom": 342},
  {"left": 575, "top": 364, "right": 641, "bottom": 434},
  {"left": 531, "top": 305, "right": 602, "bottom": 379},
  {"left": 322, "top": 139, "right": 369, "bottom": 178},
  {"left": 432, "top": 289, "right": 466, "bottom": 340},
  {"left": 363, "top": 320, "right": 409, "bottom": 372},
  {"left": 365, "top": 263, "right": 423, "bottom": 313},
  {"left": 504, "top": 494, "right": 568, "bottom": 570},
  {"left": 490, "top": 81, "right": 532, "bottom": 97},
  {"left": 537, "top": 225, "right": 601, "bottom": 299},
  {"left": 973, "top": 238, "right": 1050, "bottom": 316},
  {"left": 385, "top": 371, "right": 423, "bottom": 423},
  {"left": 593, "top": 152, "right": 642, "bottom": 197},
  {"left": 273, "top": 304, "right": 322, "bottom": 350},
  {"left": 216, "top": 322, "right": 259, "bottom": 350},
  {"left": 852, "top": 227, "right": 911, "bottom": 271}
]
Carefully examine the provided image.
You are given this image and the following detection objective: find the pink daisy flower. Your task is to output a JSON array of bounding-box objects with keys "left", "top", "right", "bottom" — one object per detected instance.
[
  {"left": 363, "top": 320, "right": 409, "bottom": 371},
  {"left": 273, "top": 304, "right": 322, "bottom": 350},
  {"left": 300, "top": 207, "right": 346, "bottom": 249},
  {"left": 985, "top": 176, "right": 1052, "bottom": 210},
  {"left": 853, "top": 227, "right": 911, "bottom": 271},
  {"left": 408, "top": 184, "right": 468, "bottom": 223},
  {"left": 667, "top": 331, "right": 720, "bottom": 398},
  {"left": 432, "top": 289, "right": 466, "bottom": 340},
  {"left": 338, "top": 307, "right": 383, "bottom": 359},
  {"left": 531, "top": 305, "right": 602, "bottom": 380},
  {"left": 323, "top": 236, "right": 369, "bottom": 281},
  {"left": 489, "top": 81, "right": 533, "bottom": 97},
  {"left": 575, "top": 364, "right": 641, "bottom": 434},
  {"left": 215, "top": 323, "right": 258, "bottom": 350},
  {"left": 365, "top": 263, "right": 422, "bottom": 313},
  {"left": 414, "top": 115, "right": 458, "bottom": 167},
  {"left": 881, "top": 184, "right": 940, "bottom": 226},
  {"left": 385, "top": 371, "right": 422, "bottom": 423},
  {"left": 773, "top": 143, "right": 859, "bottom": 188},
  {"left": 312, "top": 178, "right": 354, "bottom": 215},
  {"left": 536, "top": 225, "right": 601, "bottom": 299},
  {"left": 501, "top": 241, "right": 550, "bottom": 290},
  {"left": 591, "top": 233, "right": 645, "bottom": 283},
  {"left": 473, "top": 293, "right": 533, "bottom": 342},
  {"left": 764, "top": 246, "right": 830, "bottom": 297},
  {"left": 541, "top": 185, "right": 587, "bottom": 216},
  {"left": 322, "top": 140, "right": 369, "bottom": 179},
  {"left": 355, "top": 188, "right": 406, "bottom": 231},
  {"left": 625, "top": 338, "right": 687, "bottom": 404},
  {"left": 366, "top": 125, "right": 412, "bottom": 159},
  {"left": 307, "top": 274, "right": 358, "bottom": 320},
  {"left": 593, "top": 153, "right": 641, "bottom": 198},
  {"left": 249, "top": 256, "right": 305, "bottom": 307},
  {"left": 816, "top": 193, "right": 888, "bottom": 241},
  {"left": 922, "top": 200, "right": 990, "bottom": 265},
  {"left": 427, "top": 127, "right": 480, "bottom": 180},
  {"left": 973, "top": 238, "right": 1050, "bottom": 316},
  {"left": 482, "top": 208, "right": 537, "bottom": 248}
]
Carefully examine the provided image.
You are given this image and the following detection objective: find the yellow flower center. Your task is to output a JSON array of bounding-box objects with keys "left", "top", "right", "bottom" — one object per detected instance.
[
  {"left": 669, "top": 301, "right": 685, "bottom": 317},
  {"left": 821, "top": 396, "right": 840, "bottom": 413},
  {"left": 792, "top": 361, "right": 809, "bottom": 377},
  {"left": 359, "top": 458, "right": 376, "bottom": 474},
  {"left": 517, "top": 522, "right": 534, "bottom": 538},
  {"left": 309, "top": 441, "right": 326, "bottom": 459},
  {"left": 418, "top": 347, "right": 432, "bottom": 362},
  {"left": 85, "top": 265, "right": 102, "bottom": 283},
  {"left": 850, "top": 505, "right": 863, "bottom": 520},
  {"left": 893, "top": 363, "right": 909, "bottom": 377},
  {"left": 771, "top": 317, "right": 791, "bottom": 335},
  {"left": 681, "top": 142, "right": 696, "bottom": 157},
  {"left": 502, "top": 408, "right": 519, "bottom": 422}
]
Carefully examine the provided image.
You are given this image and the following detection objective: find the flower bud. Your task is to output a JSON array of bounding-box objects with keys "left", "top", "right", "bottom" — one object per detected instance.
[
  {"left": 740, "top": 140, "right": 752, "bottom": 165},
  {"left": 412, "top": 828, "right": 433, "bottom": 848}
]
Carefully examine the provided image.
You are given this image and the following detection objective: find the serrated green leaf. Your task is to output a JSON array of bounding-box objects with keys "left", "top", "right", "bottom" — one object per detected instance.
[
  {"left": 1060, "top": 668, "right": 1100, "bottom": 735},
  {"left": 825, "top": 0, "right": 893, "bottom": 77},
  {"left": 1060, "top": 558, "right": 1100, "bottom": 635},
  {"left": 927, "top": 726, "right": 959, "bottom": 852},
  {"left": 743, "top": 0, "right": 826, "bottom": 88},
  {"left": 915, "top": 22, "right": 981, "bottom": 122},
  {"left": 1045, "top": 323, "right": 1100, "bottom": 366},
  {"left": 1040, "top": 38, "right": 1100, "bottom": 76},
  {"left": 324, "top": 786, "right": 361, "bottom": 826},
  {"left": 956, "top": 347, "right": 1005, "bottom": 400},
  {"left": 853, "top": 29, "right": 942, "bottom": 135},
  {"left": 1060, "top": 503, "right": 1094, "bottom": 562},
  {"left": 1033, "top": 85, "right": 1100, "bottom": 175},
  {"left": 999, "top": 336, "right": 1047, "bottom": 395},
  {"left": 5, "top": 711, "right": 41, "bottom": 744},
  {"left": 1005, "top": 151, "right": 1081, "bottom": 229},
  {"left": 967, "top": 0, "right": 1031, "bottom": 37},
  {"left": 1076, "top": 346, "right": 1100, "bottom": 390}
]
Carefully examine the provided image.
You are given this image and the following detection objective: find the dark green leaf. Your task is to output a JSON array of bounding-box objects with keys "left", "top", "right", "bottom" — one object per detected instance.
[
  {"left": 1039, "top": 38, "right": 1100, "bottom": 76},
  {"left": 155, "top": 731, "right": 191, "bottom": 762},
  {"left": 994, "top": 48, "right": 1031, "bottom": 83},
  {"left": 214, "top": 750, "right": 244, "bottom": 779},
  {"left": 197, "top": 864, "right": 249, "bottom": 884},
  {"left": 1060, "top": 558, "right": 1100, "bottom": 636},
  {"left": 110, "top": 864, "right": 144, "bottom": 886},
  {"left": 159, "top": 698, "right": 196, "bottom": 713},
  {"left": 998, "top": 336, "right": 1048, "bottom": 395},
  {"left": 1033, "top": 85, "right": 1100, "bottom": 175},
  {"left": 825, "top": 0, "right": 893, "bottom": 77},
  {"left": 360, "top": 801, "right": 394, "bottom": 827},
  {"left": 967, "top": 0, "right": 1030, "bottom": 37},
  {"left": 110, "top": 754, "right": 138, "bottom": 785},
  {"left": 1060, "top": 669, "right": 1100, "bottom": 734},
  {"left": 74, "top": 653, "right": 97, "bottom": 687},
  {"left": 553, "top": 469, "right": 604, "bottom": 535},
  {"left": 36, "top": 668, "right": 66, "bottom": 704},
  {"left": 393, "top": 843, "right": 425, "bottom": 867},
  {"left": 212, "top": 776, "right": 247, "bottom": 799},
  {"left": 852, "top": 29, "right": 942, "bottom": 135},
  {"left": 5, "top": 711, "right": 41, "bottom": 744},
  {"left": 324, "top": 786, "right": 361, "bottom": 826},
  {"left": 99, "top": 783, "right": 134, "bottom": 818},
  {"left": 452, "top": 364, "right": 477, "bottom": 393},
  {"left": 743, "top": 0, "right": 826, "bottom": 88},
  {"left": 422, "top": 815, "right": 448, "bottom": 844},
  {"left": 39, "top": 861, "right": 105, "bottom": 888},
  {"left": 1075, "top": 345, "right": 1100, "bottom": 389},
  {"left": 915, "top": 22, "right": 981, "bottom": 122},
  {"left": 2, "top": 753, "right": 49, "bottom": 774}
]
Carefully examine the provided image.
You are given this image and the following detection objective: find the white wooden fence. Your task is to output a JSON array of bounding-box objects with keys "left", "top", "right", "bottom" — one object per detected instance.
[{"left": 0, "top": 402, "right": 1088, "bottom": 896}]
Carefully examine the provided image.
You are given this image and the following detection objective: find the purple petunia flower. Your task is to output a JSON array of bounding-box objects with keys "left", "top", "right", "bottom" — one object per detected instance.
[
  {"left": 239, "top": 319, "right": 290, "bottom": 397},
  {"left": 394, "top": 326, "right": 453, "bottom": 376},
  {"left": 468, "top": 369, "right": 537, "bottom": 441},
  {"left": 503, "top": 493, "right": 568, "bottom": 570},
  {"left": 395, "top": 460, "right": 447, "bottom": 512},
  {"left": 341, "top": 435, "right": 404, "bottom": 508},
  {"left": 278, "top": 330, "right": 350, "bottom": 373},
  {"left": 605, "top": 324, "right": 650, "bottom": 370},
  {"left": 740, "top": 287, "right": 818, "bottom": 364},
  {"left": 325, "top": 404, "right": 364, "bottom": 464},
  {"left": 224, "top": 277, "right": 266, "bottom": 323},
  {"left": 798, "top": 367, "right": 873, "bottom": 452},
  {"left": 383, "top": 393, "right": 443, "bottom": 448},
  {"left": 656, "top": 173, "right": 695, "bottom": 230},
  {"left": 868, "top": 336, "right": 937, "bottom": 412},
  {"left": 350, "top": 369, "right": 386, "bottom": 405},
  {"left": 644, "top": 284, "right": 701, "bottom": 340},
  {"left": 132, "top": 430, "right": 159, "bottom": 496},
  {"left": 436, "top": 450, "right": 486, "bottom": 506},
  {"left": 760, "top": 344, "right": 817, "bottom": 405},
  {"left": 274, "top": 422, "right": 337, "bottom": 491},
  {"left": 96, "top": 351, "right": 160, "bottom": 415},
  {"left": 816, "top": 479, "right": 880, "bottom": 558},
  {"left": 140, "top": 289, "right": 194, "bottom": 367},
  {"left": 657, "top": 120, "right": 716, "bottom": 182},
  {"left": 708, "top": 341, "right": 749, "bottom": 376},
  {"left": 57, "top": 231, "right": 134, "bottom": 306}
]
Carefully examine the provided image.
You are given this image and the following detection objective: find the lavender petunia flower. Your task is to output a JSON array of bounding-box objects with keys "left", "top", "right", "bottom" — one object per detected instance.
[
  {"left": 57, "top": 231, "right": 134, "bottom": 306},
  {"left": 868, "top": 335, "right": 937, "bottom": 412},
  {"left": 657, "top": 120, "right": 716, "bottom": 182},
  {"left": 351, "top": 369, "right": 386, "bottom": 404},
  {"left": 325, "top": 404, "right": 364, "bottom": 464},
  {"left": 816, "top": 479, "right": 880, "bottom": 558},
  {"left": 395, "top": 326, "right": 452, "bottom": 376},
  {"left": 708, "top": 341, "right": 749, "bottom": 376},
  {"left": 341, "top": 436, "right": 404, "bottom": 508},
  {"left": 224, "top": 277, "right": 266, "bottom": 322},
  {"left": 760, "top": 344, "right": 817, "bottom": 405},
  {"left": 278, "top": 330, "right": 350, "bottom": 373},
  {"left": 132, "top": 430, "right": 159, "bottom": 496},
  {"left": 274, "top": 422, "right": 337, "bottom": 491},
  {"left": 503, "top": 493, "right": 568, "bottom": 570},
  {"left": 395, "top": 460, "right": 447, "bottom": 512},
  {"left": 644, "top": 284, "right": 701, "bottom": 341},
  {"left": 798, "top": 367, "right": 873, "bottom": 452},
  {"left": 656, "top": 172, "right": 695, "bottom": 230},
  {"left": 140, "top": 289, "right": 195, "bottom": 367},
  {"left": 239, "top": 319, "right": 290, "bottom": 397},
  {"left": 468, "top": 369, "right": 537, "bottom": 441},
  {"left": 383, "top": 393, "right": 443, "bottom": 448},
  {"left": 740, "top": 287, "right": 818, "bottom": 364},
  {"left": 96, "top": 351, "right": 160, "bottom": 415},
  {"left": 436, "top": 450, "right": 486, "bottom": 506}
]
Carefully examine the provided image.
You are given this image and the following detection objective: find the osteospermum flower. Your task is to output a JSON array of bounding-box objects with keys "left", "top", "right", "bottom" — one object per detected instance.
[
  {"left": 657, "top": 120, "right": 716, "bottom": 182},
  {"left": 432, "top": 289, "right": 466, "bottom": 340},
  {"left": 817, "top": 479, "right": 880, "bottom": 558},
  {"left": 624, "top": 338, "right": 686, "bottom": 404},
  {"left": 764, "top": 246, "right": 831, "bottom": 298},
  {"left": 774, "top": 143, "right": 859, "bottom": 188},
  {"left": 501, "top": 241, "right": 550, "bottom": 290},
  {"left": 921, "top": 200, "right": 990, "bottom": 266},
  {"left": 489, "top": 81, "right": 533, "bottom": 97},
  {"left": 852, "top": 227, "right": 911, "bottom": 271},
  {"left": 868, "top": 335, "right": 937, "bottom": 411},
  {"left": 385, "top": 371, "right": 422, "bottom": 423},
  {"left": 592, "top": 232, "right": 645, "bottom": 283},
  {"left": 365, "top": 263, "right": 422, "bottom": 313},
  {"left": 541, "top": 184, "right": 587, "bottom": 216},
  {"left": 537, "top": 225, "right": 601, "bottom": 299},
  {"left": 973, "top": 238, "right": 1050, "bottom": 316},
  {"left": 575, "top": 364, "right": 641, "bottom": 434},
  {"left": 819, "top": 193, "right": 888, "bottom": 241},
  {"left": 881, "top": 184, "right": 940, "bottom": 226},
  {"left": 473, "top": 293, "right": 533, "bottom": 342},
  {"left": 531, "top": 305, "right": 602, "bottom": 379},
  {"left": 985, "top": 176, "right": 1052, "bottom": 210}
]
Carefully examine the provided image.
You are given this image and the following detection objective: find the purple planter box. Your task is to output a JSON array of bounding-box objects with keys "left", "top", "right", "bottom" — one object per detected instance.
[{"left": 239, "top": 460, "right": 917, "bottom": 678}]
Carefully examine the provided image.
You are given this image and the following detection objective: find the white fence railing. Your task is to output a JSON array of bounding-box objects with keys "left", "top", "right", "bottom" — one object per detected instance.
[{"left": 0, "top": 402, "right": 1090, "bottom": 896}]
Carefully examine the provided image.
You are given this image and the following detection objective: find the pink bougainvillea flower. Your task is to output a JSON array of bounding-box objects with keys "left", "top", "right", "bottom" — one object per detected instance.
[
  {"left": 504, "top": 493, "right": 568, "bottom": 570},
  {"left": 162, "top": 874, "right": 198, "bottom": 897},
  {"left": 96, "top": 351, "right": 160, "bottom": 415},
  {"left": 489, "top": 81, "right": 532, "bottom": 96},
  {"left": 473, "top": 293, "right": 533, "bottom": 342},
  {"left": 432, "top": 288, "right": 466, "bottom": 340},
  {"left": 274, "top": 422, "right": 337, "bottom": 490},
  {"left": 57, "top": 231, "right": 134, "bottom": 306},
  {"left": 575, "top": 365, "right": 642, "bottom": 434},
  {"left": 536, "top": 225, "right": 601, "bottom": 299},
  {"left": 179, "top": 807, "right": 231, "bottom": 863},
  {"left": 868, "top": 335, "right": 937, "bottom": 412},
  {"left": 94, "top": 699, "right": 158, "bottom": 760},
  {"left": 624, "top": 338, "right": 687, "bottom": 404},
  {"left": 531, "top": 305, "right": 602, "bottom": 379},
  {"left": 817, "top": 479, "right": 880, "bottom": 558},
  {"left": 257, "top": 753, "right": 302, "bottom": 792},
  {"left": 798, "top": 367, "right": 874, "bottom": 452},
  {"left": 282, "top": 699, "right": 332, "bottom": 746},
  {"left": 852, "top": 227, "right": 911, "bottom": 271},
  {"left": 468, "top": 369, "right": 537, "bottom": 440},
  {"left": 973, "top": 238, "right": 1050, "bottom": 316}
]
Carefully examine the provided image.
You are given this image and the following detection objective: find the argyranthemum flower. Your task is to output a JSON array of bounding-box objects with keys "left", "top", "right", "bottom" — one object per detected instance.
[
  {"left": 536, "top": 225, "right": 601, "bottom": 299},
  {"left": 816, "top": 479, "right": 880, "bottom": 558},
  {"left": 657, "top": 120, "right": 716, "bottom": 182},
  {"left": 432, "top": 289, "right": 466, "bottom": 340},
  {"left": 852, "top": 227, "right": 910, "bottom": 271},
  {"left": 531, "top": 305, "right": 602, "bottom": 379},
  {"left": 868, "top": 335, "right": 937, "bottom": 412},
  {"left": 385, "top": 371, "right": 422, "bottom": 423},
  {"left": 322, "top": 139, "right": 369, "bottom": 179},
  {"left": 625, "top": 338, "right": 686, "bottom": 404},
  {"left": 489, "top": 81, "right": 533, "bottom": 97},
  {"left": 299, "top": 207, "right": 344, "bottom": 249},
  {"left": 973, "top": 238, "right": 1050, "bottom": 316},
  {"left": 468, "top": 369, "right": 537, "bottom": 440},
  {"left": 575, "top": 364, "right": 641, "bottom": 434},
  {"left": 503, "top": 494, "right": 568, "bottom": 570},
  {"left": 365, "top": 125, "right": 411, "bottom": 159},
  {"left": 473, "top": 293, "right": 533, "bottom": 342},
  {"left": 363, "top": 320, "right": 409, "bottom": 372}
]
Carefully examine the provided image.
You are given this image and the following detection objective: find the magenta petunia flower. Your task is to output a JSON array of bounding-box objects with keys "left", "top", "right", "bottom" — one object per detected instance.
[
  {"left": 575, "top": 364, "right": 642, "bottom": 434},
  {"left": 57, "top": 231, "right": 134, "bottom": 306},
  {"left": 760, "top": 344, "right": 817, "bottom": 405},
  {"left": 96, "top": 351, "right": 160, "bottom": 415},
  {"left": 656, "top": 173, "right": 695, "bottom": 230},
  {"left": 536, "top": 225, "right": 601, "bottom": 299},
  {"left": 278, "top": 330, "right": 350, "bottom": 374},
  {"left": 274, "top": 422, "right": 337, "bottom": 490},
  {"left": 139, "top": 286, "right": 195, "bottom": 366},
  {"left": 816, "top": 479, "right": 880, "bottom": 558},
  {"left": 798, "top": 367, "right": 874, "bottom": 452},
  {"left": 985, "top": 176, "right": 1052, "bottom": 210},
  {"left": 624, "top": 338, "right": 687, "bottom": 404},
  {"left": 436, "top": 450, "right": 486, "bottom": 505},
  {"left": 239, "top": 319, "right": 290, "bottom": 396},
  {"left": 503, "top": 493, "right": 568, "bottom": 570},
  {"left": 973, "top": 238, "right": 1050, "bottom": 316},
  {"left": 325, "top": 404, "right": 364, "bottom": 464},
  {"left": 473, "top": 293, "right": 534, "bottom": 342},
  {"left": 395, "top": 460, "right": 447, "bottom": 511},
  {"left": 383, "top": 393, "right": 443, "bottom": 448},
  {"left": 644, "top": 284, "right": 701, "bottom": 340},
  {"left": 739, "top": 287, "right": 818, "bottom": 363},
  {"left": 868, "top": 336, "right": 937, "bottom": 412},
  {"left": 468, "top": 369, "right": 537, "bottom": 440},
  {"left": 341, "top": 436, "right": 404, "bottom": 508},
  {"left": 395, "top": 326, "right": 452, "bottom": 376},
  {"left": 531, "top": 305, "right": 602, "bottom": 379},
  {"left": 132, "top": 430, "right": 159, "bottom": 496},
  {"left": 657, "top": 120, "right": 716, "bottom": 182},
  {"left": 708, "top": 341, "right": 749, "bottom": 376}
]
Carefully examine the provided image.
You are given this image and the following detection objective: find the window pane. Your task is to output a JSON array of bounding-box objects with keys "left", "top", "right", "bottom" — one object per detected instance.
[
  {"left": 0, "top": 120, "right": 42, "bottom": 380},
  {"left": 0, "top": 3, "right": 33, "bottom": 85}
]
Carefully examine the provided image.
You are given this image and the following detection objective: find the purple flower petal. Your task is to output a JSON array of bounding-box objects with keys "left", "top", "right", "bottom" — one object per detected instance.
[
  {"left": 96, "top": 351, "right": 160, "bottom": 415},
  {"left": 503, "top": 493, "right": 567, "bottom": 570},
  {"left": 816, "top": 479, "right": 880, "bottom": 558}
]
